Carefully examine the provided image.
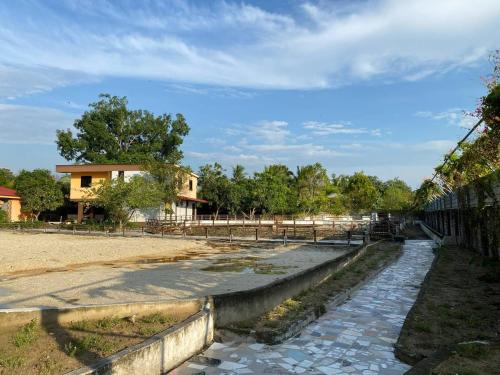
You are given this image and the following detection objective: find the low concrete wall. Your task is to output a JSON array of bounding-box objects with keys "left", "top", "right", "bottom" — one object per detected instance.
[
  {"left": 68, "top": 301, "right": 214, "bottom": 375},
  {"left": 418, "top": 221, "right": 445, "bottom": 246},
  {"left": 213, "top": 243, "right": 372, "bottom": 326},
  {"left": 0, "top": 299, "right": 202, "bottom": 329}
]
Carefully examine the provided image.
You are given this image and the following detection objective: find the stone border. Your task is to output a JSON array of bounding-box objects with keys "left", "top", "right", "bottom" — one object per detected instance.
[
  {"left": 418, "top": 220, "right": 445, "bottom": 245},
  {"left": 213, "top": 242, "right": 370, "bottom": 326},
  {"left": 0, "top": 299, "right": 203, "bottom": 329},
  {"left": 67, "top": 300, "right": 214, "bottom": 375}
]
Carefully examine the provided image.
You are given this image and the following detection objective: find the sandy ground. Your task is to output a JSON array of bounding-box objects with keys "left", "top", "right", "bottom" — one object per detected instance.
[
  {"left": 0, "top": 232, "right": 347, "bottom": 309},
  {"left": 0, "top": 231, "right": 211, "bottom": 274}
]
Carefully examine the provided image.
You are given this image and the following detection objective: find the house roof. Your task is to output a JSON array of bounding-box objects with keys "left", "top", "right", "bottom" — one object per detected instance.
[
  {"left": 177, "top": 195, "right": 208, "bottom": 203},
  {"left": 56, "top": 164, "right": 199, "bottom": 177},
  {"left": 0, "top": 186, "right": 20, "bottom": 199}
]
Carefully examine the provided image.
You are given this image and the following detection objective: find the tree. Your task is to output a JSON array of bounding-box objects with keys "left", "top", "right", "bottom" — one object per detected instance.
[
  {"left": 198, "top": 163, "right": 231, "bottom": 218},
  {"left": 145, "top": 160, "right": 186, "bottom": 215},
  {"left": 90, "top": 175, "right": 164, "bottom": 228},
  {"left": 295, "top": 163, "right": 330, "bottom": 215},
  {"left": 56, "top": 94, "right": 190, "bottom": 164},
  {"left": 344, "top": 172, "right": 380, "bottom": 212},
  {"left": 15, "top": 169, "right": 64, "bottom": 220},
  {"left": 378, "top": 178, "right": 414, "bottom": 212},
  {"left": 0, "top": 168, "right": 15, "bottom": 188},
  {"left": 255, "top": 164, "right": 295, "bottom": 214}
]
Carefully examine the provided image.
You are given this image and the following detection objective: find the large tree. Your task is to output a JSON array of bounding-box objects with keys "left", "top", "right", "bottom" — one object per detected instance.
[
  {"left": 198, "top": 163, "right": 231, "bottom": 218},
  {"left": 343, "top": 172, "right": 380, "bottom": 212},
  {"left": 378, "top": 178, "right": 414, "bottom": 212},
  {"left": 56, "top": 94, "right": 190, "bottom": 164},
  {"left": 15, "top": 169, "right": 64, "bottom": 220},
  {"left": 255, "top": 164, "right": 295, "bottom": 214},
  {"left": 295, "top": 163, "right": 330, "bottom": 215}
]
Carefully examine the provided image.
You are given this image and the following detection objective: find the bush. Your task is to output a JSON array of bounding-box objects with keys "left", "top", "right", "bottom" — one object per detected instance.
[{"left": 0, "top": 209, "right": 8, "bottom": 223}]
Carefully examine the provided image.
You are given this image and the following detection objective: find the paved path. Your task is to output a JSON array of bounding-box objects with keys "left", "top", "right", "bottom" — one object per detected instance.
[{"left": 174, "top": 240, "right": 435, "bottom": 375}]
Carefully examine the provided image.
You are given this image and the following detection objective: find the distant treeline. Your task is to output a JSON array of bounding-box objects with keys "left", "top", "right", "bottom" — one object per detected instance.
[{"left": 197, "top": 163, "right": 413, "bottom": 217}]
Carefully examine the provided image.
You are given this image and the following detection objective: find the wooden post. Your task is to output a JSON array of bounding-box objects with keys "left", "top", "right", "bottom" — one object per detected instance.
[
  {"left": 141, "top": 226, "right": 144, "bottom": 237},
  {"left": 313, "top": 229, "right": 317, "bottom": 244},
  {"left": 123, "top": 227, "right": 125, "bottom": 237},
  {"left": 293, "top": 219, "right": 296, "bottom": 237},
  {"left": 212, "top": 217, "right": 215, "bottom": 227},
  {"left": 255, "top": 228, "right": 258, "bottom": 241},
  {"left": 347, "top": 230, "right": 351, "bottom": 245},
  {"left": 229, "top": 228, "right": 232, "bottom": 243},
  {"left": 161, "top": 227, "right": 164, "bottom": 238},
  {"left": 205, "top": 227, "right": 208, "bottom": 239},
  {"left": 283, "top": 229, "right": 287, "bottom": 246},
  {"left": 73, "top": 225, "right": 75, "bottom": 235},
  {"left": 243, "top": 216, "right": 245, "bottom": 228}
]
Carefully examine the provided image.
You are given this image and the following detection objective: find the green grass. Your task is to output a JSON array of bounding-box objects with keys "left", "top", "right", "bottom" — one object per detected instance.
[
  {"left": 95, "top": 316, "right": 122, "bottom": 329},
  {"left": 0, "top": 353, "right": 25, "bottom": 369},
  {"left": 413, "top": 321, "right": 433, "bottom": 333},
  {"left": 65, "top": 334, "right": 116, "bottom": 357},
  {"left": 457, "top": 343, "right": 490, "bottom": 359},
  {"left": 140, "top": 312, "right": 174, "bottom": 325},
  {"left": 11, "top": 319, "right": 39, "bottom": 347},
  {"left": 69, "top": 319, "right": 93, "bottom": 331}
]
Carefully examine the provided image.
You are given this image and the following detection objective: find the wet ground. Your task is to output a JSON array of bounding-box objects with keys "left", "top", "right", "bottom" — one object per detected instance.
[
  {"left": 0, "top": 243, "right": 347, "bottom": 309},
  {"left": 174, "top": 240, "right": 435, "bottom": 375}
]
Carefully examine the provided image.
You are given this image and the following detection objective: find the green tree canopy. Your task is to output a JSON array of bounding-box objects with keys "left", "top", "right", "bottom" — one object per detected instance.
[
  {"left": 198, "top": 163, "right": 231, "bottom": 218},
  {"left": 56, "top": 94, "right": 190, "bottom": 164},
  {"left": 295, "top": 163, "right": 330, "bottom": 215},
  {"left": 90, "top": 175, "right": 164, "bottom": 227},
  {"left": 343, "top": 172, "right": 380, "bottom": 212},
  {"left": 378, "top": 178, "right": 414, "bottom": 212},
  {"left": 255, "top": 164, "right": 295, "bottom": 215},
  {"left": 0, "top": 168, "right": 15, "bottom": 188},
  {"left": 15, "top": 169, "right": 64, "bottom": 220}
]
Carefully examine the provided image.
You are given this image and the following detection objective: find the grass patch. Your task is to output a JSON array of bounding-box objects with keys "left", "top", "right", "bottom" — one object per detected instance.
[
  {"left": 456, "top": 343, "right": 490, "bottom": 360},
  {"left": 11, "top": 319, "right": 39, "bottom": 347},
  {"left": 202, "top": 256, "right": 292, "bottom": 275},
  {"left": 0, "top": 353, "right": 25, "bottom": 369},
  {"left": 140, "top": 312, "right": 174, "bottom": 325}
]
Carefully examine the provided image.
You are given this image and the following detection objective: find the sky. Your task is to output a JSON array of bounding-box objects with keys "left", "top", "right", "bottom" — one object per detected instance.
[{"left": 0, "top": 0, "right": 499, "bottom": 188}]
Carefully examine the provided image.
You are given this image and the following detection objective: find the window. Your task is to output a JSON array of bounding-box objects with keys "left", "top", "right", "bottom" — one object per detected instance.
[
  {"left": 81, "top": 176, "right": 92, "bottom": 188},
  {"left": 189, "top": 179, "right": 193, "bottom": 191},
  {"left": 118, "top": 171, "right": 124, "bottom": 179}
]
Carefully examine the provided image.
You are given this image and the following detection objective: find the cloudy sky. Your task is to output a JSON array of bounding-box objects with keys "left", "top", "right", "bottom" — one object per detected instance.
[{"left": 0, "top": 0, "right": 498, "bottom": 187}]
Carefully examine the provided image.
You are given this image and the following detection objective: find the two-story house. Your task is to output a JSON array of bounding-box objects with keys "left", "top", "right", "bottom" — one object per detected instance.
[{"left": 55, "top": 164, "right": 206, "bottom": 223}]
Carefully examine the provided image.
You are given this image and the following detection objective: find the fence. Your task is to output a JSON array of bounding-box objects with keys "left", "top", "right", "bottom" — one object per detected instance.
[{"left": 422, "top": 170, "right": 500, "bottom": 259}]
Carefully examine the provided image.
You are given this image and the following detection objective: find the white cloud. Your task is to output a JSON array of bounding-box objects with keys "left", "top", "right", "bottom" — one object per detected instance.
[
  {"left": 303, "top": 121, "right": 367, "bottom": 135},
  {"left": 0, "top": 104, "right": 74, "bottom": 144},
  {"left": 1, "top": 0, "right": 499, "bottom": 95},
  {"left": 415, "top": 108, "right": 478, "bottom": 128}
]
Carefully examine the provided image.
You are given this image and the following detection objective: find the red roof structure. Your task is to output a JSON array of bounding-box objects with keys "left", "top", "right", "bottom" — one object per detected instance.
[{"left": 0, "top": 186, "right": 20, "bottom": 198}]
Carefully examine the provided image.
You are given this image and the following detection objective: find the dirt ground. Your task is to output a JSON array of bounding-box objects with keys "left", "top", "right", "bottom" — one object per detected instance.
[
  {"left": 0, "top": 231, "right": 208, "bottom": 274},
  {"left": 0, "top": 311, "right": 192, "bottom": 375},
  {"left": 0, "top": 232, "right": 348, "bottom": 309},
  {"left": 396, "top": 244, "right": 500, "bottom": 374}
]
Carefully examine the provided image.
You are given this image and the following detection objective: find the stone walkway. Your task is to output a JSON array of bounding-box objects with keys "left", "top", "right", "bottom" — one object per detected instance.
[{"left": 173, "top": 240, "right": 435, "bottom": 375}]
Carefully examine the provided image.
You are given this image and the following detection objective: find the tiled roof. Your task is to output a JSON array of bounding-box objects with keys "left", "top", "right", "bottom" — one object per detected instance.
[{"left": 0, "top": 186, "right": 19, "bottom": 198}]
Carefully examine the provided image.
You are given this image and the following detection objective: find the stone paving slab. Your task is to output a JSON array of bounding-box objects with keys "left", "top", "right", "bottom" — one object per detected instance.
[{"left": 173, "top": 240, "right": 435, "bottom": 375}]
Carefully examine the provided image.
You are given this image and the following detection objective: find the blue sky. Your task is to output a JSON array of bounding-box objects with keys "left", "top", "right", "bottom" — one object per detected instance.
[{"left": 0, "top": 0, "right": 499, "bottom": 187}]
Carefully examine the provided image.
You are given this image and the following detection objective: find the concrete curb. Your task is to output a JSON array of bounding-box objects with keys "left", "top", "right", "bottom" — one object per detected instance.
[
  {"left": 255, "top": 242, "right": 403, "bottom": 344},
  {"left": 67, "top": 300, "right": 214, "bottom": 375}
]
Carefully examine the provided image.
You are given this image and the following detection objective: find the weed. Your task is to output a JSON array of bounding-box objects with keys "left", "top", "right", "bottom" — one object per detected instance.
[
  {"left": 457, "top": 343, "right": 490, "bottom": 359},
  {"left": 141, "top": 313, "right": 173, "bottom": 325},
  {"left": 69, "top": 319, "right": 93, "bottom": 331},
  {"left": 138, "top": 326, "right": 158, "bottom": 336},
  {"left": 0, "top": 354, "right": 25, "bottom": 369},
  {"left": 11, "top": 319, "right": 39, "bottom": 347},
  {"left": 77, "top": 334, "right": 115, "bottom": 355},
  {"left": 414, "top": 321, "right": 433, "bottom": 333},
  {"left": 40, "top": 355, "right": 62, "bottom": 374},
  {"left": 96, "top": 316, "right": 122, "bottom": 330},
  {"left": 64, "top": 341, "right": 79, "bottom": 357}
]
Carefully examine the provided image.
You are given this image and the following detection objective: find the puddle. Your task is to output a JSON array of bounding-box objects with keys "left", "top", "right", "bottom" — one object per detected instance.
[{"left": 201, "top": 256, "right": 294, "bottom": 275}]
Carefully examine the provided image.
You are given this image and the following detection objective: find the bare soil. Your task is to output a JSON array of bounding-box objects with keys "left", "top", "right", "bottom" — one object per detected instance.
[
  {"left": 396, "top": 244, "right": 500, "bottom": 374},
  {"left": 0, "top": 311, "right": 192, "bottom": 375}
]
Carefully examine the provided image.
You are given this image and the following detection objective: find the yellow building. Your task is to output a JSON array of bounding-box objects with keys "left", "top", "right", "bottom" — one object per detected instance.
[
  {"left": 55, "top": 164, "right": 206, "bottom": 223},
  {"left": 0, "top": 186, "right": 22, "bottom": 222}
]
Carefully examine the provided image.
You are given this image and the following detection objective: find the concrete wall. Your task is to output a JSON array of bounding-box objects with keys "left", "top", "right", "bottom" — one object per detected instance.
[
  {"left": 68, "top": 301, "right": 213, "bottom": 375},
  {"left": 213, "top": 243, "right": 369, "bottom": 326}
]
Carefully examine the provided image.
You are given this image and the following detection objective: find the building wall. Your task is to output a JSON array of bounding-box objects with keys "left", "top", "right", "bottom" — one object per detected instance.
[
  {"left": 0, "top": 198, "right": 21, "bottom": 222},
  {"left": 69, "top": 172, "right": 111, "bottom": 200}
]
